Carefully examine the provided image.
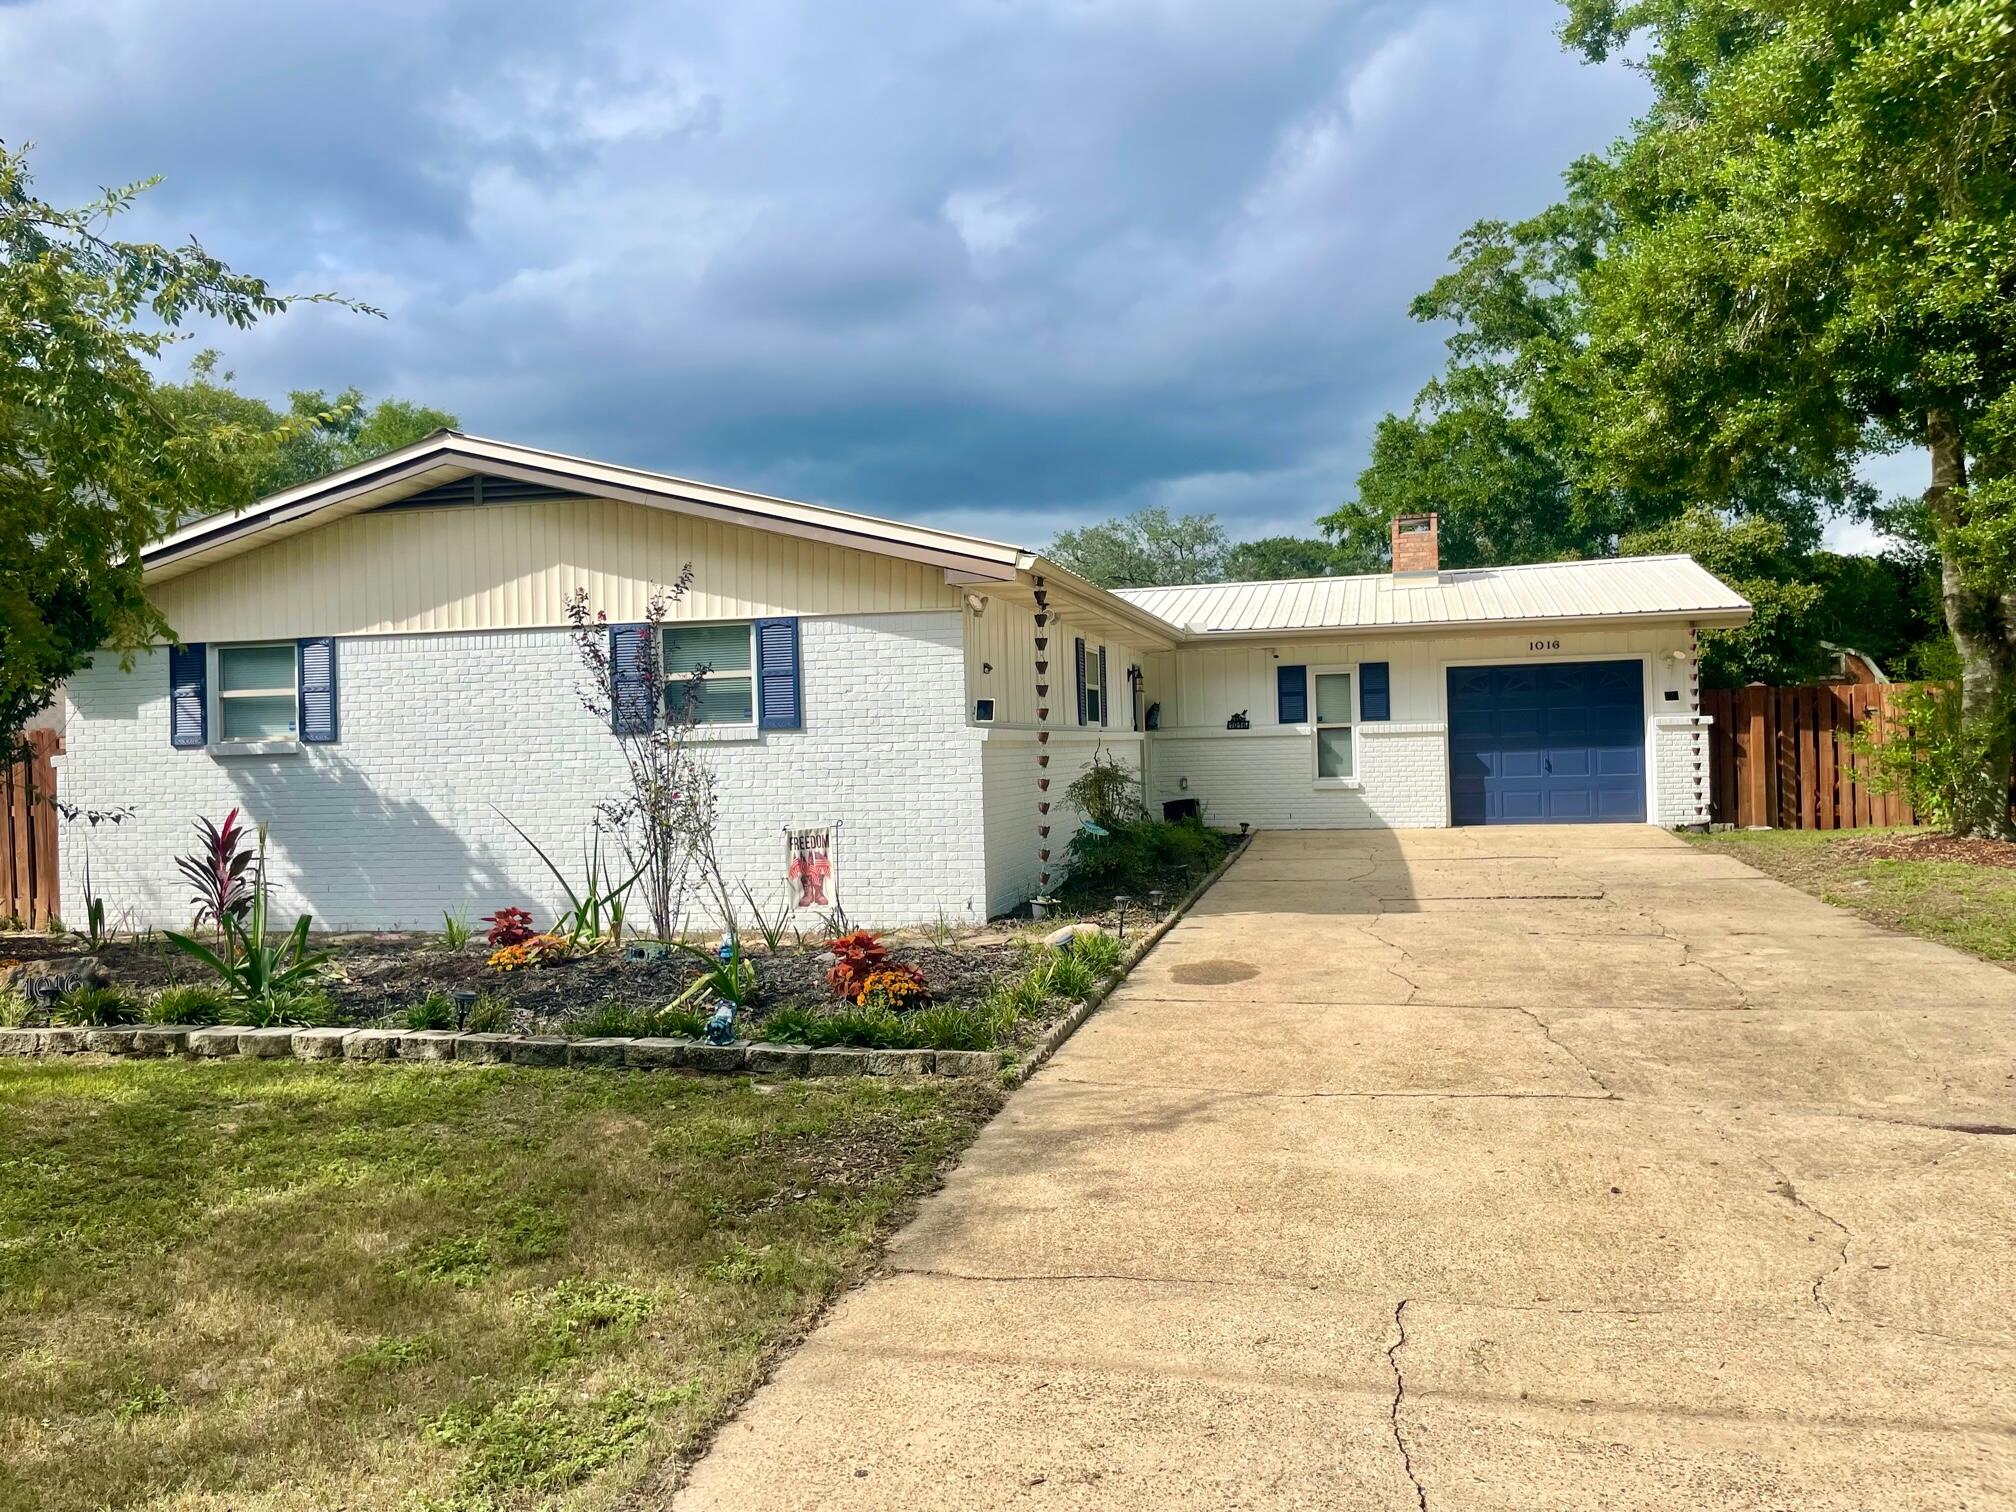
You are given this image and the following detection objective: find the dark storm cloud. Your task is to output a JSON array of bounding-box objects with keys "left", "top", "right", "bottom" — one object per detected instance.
[{"left": 1, "top": 0, "right": 1645, "bottom": 543}]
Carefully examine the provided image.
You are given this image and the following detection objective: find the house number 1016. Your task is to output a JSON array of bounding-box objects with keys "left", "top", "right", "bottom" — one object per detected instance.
[{"left": 1529, "top": 638, "right": 1562, "bottom": 651}]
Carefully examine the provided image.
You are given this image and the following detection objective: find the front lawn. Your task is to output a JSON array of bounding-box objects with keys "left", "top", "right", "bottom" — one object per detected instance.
[
  {"left": 0, "top": 1059, "right": 1000, "bottom": 1511},
  {"left": 1686, "top": 827, "right": 2016, "bottom": 962}
]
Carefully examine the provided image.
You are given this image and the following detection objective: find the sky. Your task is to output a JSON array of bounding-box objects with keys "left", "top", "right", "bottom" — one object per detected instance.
[{"left": 3, "top": 0, "right": 1894, "bottom": 552}]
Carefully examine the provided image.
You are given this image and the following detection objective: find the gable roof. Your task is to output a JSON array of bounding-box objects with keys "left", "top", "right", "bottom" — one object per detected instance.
[
  {"left": 140, "top": 432, "right": 1750, "bottom": 645},
  {"left": 1115, "top": 554, "right": 1751, "bottom": 637},
  {"left": 142, "top": 430, "right": 1032, "bottom": 585}
]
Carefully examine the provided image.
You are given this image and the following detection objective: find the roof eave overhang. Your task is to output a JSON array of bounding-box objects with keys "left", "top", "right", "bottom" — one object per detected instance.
[
  {"left": 1174, "top": 607, "right": 1755, "bottom": 643},
  {"left": 141, "top": 434, "right": 1029, "bottom": 586}
]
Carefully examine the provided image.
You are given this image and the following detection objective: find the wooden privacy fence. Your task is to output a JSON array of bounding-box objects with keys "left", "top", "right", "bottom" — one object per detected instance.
[
  {"left": 1699, "top": 683, "right": 1918, "bottom": 830},
  {"left": 1, "top": 731, "right": 62, "bottom": 928}
]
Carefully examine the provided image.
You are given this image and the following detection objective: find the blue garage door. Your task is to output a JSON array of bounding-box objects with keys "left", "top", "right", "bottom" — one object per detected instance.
[{"left": 1448, "top": 661, "right": 1645, "bottom": 825}]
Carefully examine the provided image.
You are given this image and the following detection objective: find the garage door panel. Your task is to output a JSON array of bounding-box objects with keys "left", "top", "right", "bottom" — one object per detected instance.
[{"left": 1448, "top": 660, "right": 1646, "bottom": 827}]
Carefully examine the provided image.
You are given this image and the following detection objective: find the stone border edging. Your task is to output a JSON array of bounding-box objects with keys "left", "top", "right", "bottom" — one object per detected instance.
[
  {"left": 1004, "top": 830, "right": 1252, "bottom": 1090},
  {"left": 0, "top": 842, "right": 1252, "bottom": 1087},
  {"left": 0, "top": 1024, "right": 999, "bottom": 1079}
]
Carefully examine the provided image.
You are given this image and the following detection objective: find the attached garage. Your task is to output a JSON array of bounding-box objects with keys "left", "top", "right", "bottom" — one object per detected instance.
[
  {"left": 1123, "top": 514, "right": 1755, "bottom": 834},
  {"left": 1447, "top": 660, "right": 1646, "bottom": 825}
]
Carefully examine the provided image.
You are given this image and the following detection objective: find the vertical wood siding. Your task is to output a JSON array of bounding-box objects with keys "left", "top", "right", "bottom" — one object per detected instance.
[{"left": 150, "top": 497, "right": 964, "bottom": 641}]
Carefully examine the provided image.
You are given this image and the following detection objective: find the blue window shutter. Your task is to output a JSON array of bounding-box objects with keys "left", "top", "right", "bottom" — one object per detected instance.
[
  {"left": 298, "top": 637, "right": 338, "bottom": 743},
  {"left": 169, "top": 643, "right": 207, "bottom": 748},
  {"left": 1075, "top": 638, "right": 1087, "bottom": 725},
  {"left": 1098, "top": 646, "right": 1109, "bottom": 727},
  {"left": 1361, "top": 661, "right": 1391, "bottom": 721},
  {"left": 1276, "top": 664, "right": 1307, "bottom": 725},
  {"left": 756, "top": 617, "right": 801, "bottom": 729},
  {"left": 609, "top": 624, "right": 654, "bottom": 734}
]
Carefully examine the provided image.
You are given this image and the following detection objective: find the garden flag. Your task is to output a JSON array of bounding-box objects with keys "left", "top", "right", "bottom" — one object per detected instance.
[{"left": 786, "top": 828, "right": 834, "bottom": 908}]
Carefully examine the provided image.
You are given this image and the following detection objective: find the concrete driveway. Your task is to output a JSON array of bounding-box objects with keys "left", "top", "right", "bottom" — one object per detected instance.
[{"left": 675, "top": 828, "right": 2016, "bottom": 1510}]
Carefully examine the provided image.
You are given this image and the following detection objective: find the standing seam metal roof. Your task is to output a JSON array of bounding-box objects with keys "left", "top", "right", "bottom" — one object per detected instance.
[{"left": 1112, "top": 554, "right": 1750, "bottom": 633}]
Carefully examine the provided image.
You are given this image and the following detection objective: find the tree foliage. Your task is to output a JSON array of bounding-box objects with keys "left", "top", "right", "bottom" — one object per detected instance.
[
  {"left": 1558, "top": 0, "right": 2016, "bottom": 833},
  {"left": 1328, "top": 1, "right": 2011, "bottom": 827},
  {"left": 158, "top": 350, "right": 456, "bottom": 513},
  {"left": 0, "top": 143, "right": 375, "bottom": 753},
  {"left": 1049, "top": 506, "right": 1342, "bottom": 588}
]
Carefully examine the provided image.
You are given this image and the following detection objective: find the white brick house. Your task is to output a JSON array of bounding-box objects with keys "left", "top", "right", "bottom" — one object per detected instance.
[{"left": 56, "top": 434, "right": 1750, "bottom": 932}]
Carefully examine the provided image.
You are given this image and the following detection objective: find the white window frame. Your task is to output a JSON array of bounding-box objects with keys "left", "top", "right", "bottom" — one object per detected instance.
[
  {"left": 1310, "top": 662, "right": 1361, "bottom": 789},
  {"left": 661, "top": 621, "right": 757, "bottom": 729},
  {"left": 210, "top": 641, "right": 299, "bottom": 754},
  {"left": 1084, "top": 646, "right": 1103, "bottom": 725}
]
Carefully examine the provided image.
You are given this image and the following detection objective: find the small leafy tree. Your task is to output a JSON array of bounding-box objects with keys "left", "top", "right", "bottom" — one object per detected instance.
[
  {"left": 1859, "top": 682, "right": 2016, "bottom": 838},
  {"left": 567, "top": 576, "right": 735, "bottom": 941}
]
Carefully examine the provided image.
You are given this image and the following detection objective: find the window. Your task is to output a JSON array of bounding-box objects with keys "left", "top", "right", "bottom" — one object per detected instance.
[
  {"left": 1314, "top": 670, "right": 1354, "bottom": 780},
  {"left": 974, "top": 698, "right": 996, "bottom": 724},
  {"left": 215, "top": 643, "right": 298, "bottom": 743},
  {"left": 1084, "top": 651, "right": 1103, "bottom": 725},
  {"left": 662, "top": 622, "right": 755, "bottom": 726}
]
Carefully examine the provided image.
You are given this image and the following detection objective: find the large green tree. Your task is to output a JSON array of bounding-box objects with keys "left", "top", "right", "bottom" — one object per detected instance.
[
  {"left": 1561, "top": 0, "right": 2016, "bottom": 834},
  {"left": 0, "top": 145, "right": 374, "bottom": 752},
  {"left": 1050, "top": 507, "right": 1345, "bottom": 588},
  {"left": 159, "top": 351, "right": 456, "bottom": 510}
]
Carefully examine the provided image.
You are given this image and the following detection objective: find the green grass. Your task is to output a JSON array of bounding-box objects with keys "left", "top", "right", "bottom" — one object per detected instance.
[
  {"left": 1686, "top": 827, "right": 2016, "bottom": 961},
  {"left": 0, "top": 1060, "right": 1001, "bottom": 1511}
]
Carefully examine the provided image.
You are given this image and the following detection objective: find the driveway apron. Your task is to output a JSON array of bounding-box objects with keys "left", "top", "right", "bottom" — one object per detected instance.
[{"left": 674, "top": 828, "right": 2016, "bottom": 1510}]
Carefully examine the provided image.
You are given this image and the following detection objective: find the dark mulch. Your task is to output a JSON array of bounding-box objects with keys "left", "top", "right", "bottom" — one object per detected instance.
[
  {"left": 1838, "top": 832, "right": 2016, "bottom": 870},
  {"left": 0, "top": 930, "right": 1025, "bottom": 1028}
]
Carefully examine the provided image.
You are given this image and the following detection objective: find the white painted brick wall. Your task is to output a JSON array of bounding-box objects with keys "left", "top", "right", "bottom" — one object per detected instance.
[
  {"left": 1652, "top": 715, "right": 1714, "bottom": 827},
  {"left": 1145, "top": 723, "right": 1449, "bottom": 830},
  {"left": 56, "top": 612, "right": 988, "bottom": 932},
  {"left": 980, "top": 733, "right": 1140, "bottom": 915}
]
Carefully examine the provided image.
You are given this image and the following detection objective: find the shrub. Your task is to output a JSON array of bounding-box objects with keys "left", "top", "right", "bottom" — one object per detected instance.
[
  {"left": 1064, "top": 750, "right": 1147, "bottom": 828},
  {"left": 904, "top": 1004, "right": 991, "bottom": 1051},
  {"left": 1858, "top": 681, "right": 2016, "bottom": 839},
  {"left": 569, "top": 1002, "right": 642, "bottom": 1039},
  {"left": 482, "top": 907, "right": 536, "bottom": 948},
  {"left": 755, "top": 1005, "right": 823, "bottom": 1045},
  {"left": 229, "top": 989, "right": 333, "bottom": 1028},
  {"left": 0, "top": 988, "right": 29, "bottom": 1027},
  {"left": 1065, "top": 930, "right": 1125, "bottom": 976},
  {"left": 147, "top": 983, "right": 230, "bottom": 1025},
  {"left": 1063, "top": 814, "right": 1222, "bottom": 895},
  {"left": 465, "top": 995, "right": 512, "bottom": 1034},
  {"left": 757, "top": 1004, "right": 927, "bottom": 1049},
  {"left": 825, "top": 929, "right": 888, "bottom": 1000},
  {"left": 54, "top": 985, "right": 141, "bottom": 1026},
  {"left": 638, "top": 1004, "right": 709, "bottom": 1039},
  {"left": 441, "top": 910, "right": 473, "bottom": 950},
  {"left": 1043, "top": 952, "right": 1096, "bottom": 1003},
  {"left": 405, "top": 993, "right": 455, "bottom": 1032},
  {"left": 855, "top": 964, "right": 929, "bottom": 1011}
]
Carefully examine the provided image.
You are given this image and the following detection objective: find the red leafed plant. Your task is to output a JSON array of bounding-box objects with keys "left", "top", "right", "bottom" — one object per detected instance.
[
  {"left": 825, "top": 929, "right": 889, "bottom": 1000},
  {"left": 175, "top": 809, "right": 255, "bottom": 944},
  {"left": 482, "top": 907, "right": 536, "bottom": 947}
]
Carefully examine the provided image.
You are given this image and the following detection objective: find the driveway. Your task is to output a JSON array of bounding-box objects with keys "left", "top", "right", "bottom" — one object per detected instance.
[{"left": 675, "top": 828, "right": 2016, "bottom": 1509}]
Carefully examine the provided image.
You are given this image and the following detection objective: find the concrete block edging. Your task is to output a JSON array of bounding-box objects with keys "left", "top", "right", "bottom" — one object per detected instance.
[{"left": 0, "top": 1022, "right": 994, "bottom": 1078}]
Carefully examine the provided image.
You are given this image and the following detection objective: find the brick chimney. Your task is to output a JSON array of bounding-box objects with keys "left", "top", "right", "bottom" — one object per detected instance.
[{"left": 1391, "top": 512, "right": 1439, "bottom": 577}]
